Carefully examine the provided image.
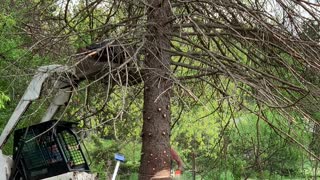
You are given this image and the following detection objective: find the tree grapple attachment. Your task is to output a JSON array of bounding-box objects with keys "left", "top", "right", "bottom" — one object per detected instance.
[{"left": 11, "top": 120, "right": 90, "bottom": 180}]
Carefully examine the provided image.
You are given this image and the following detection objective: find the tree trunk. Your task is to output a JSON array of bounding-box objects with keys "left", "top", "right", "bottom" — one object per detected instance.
[{"left": 139, "top": 0, "right": 172, "bottom": 179}]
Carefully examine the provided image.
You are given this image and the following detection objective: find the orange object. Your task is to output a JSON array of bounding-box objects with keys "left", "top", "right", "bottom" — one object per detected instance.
[{"left": 175, "top": 170, "right": 182, "bottom": 176}]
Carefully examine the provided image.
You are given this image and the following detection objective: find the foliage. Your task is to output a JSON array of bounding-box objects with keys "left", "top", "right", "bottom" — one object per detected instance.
[
  {"left": 85, "top": 135, "right": 140, "bottom": 179},
  {"left": 224, "top": 111, "right": 310, "bottom": 179},
  {"left": 0, "top": 0, "right": 320, "bottom": 179},
  {"left": 0, "top": 92, "right": 10, "bottom": 110}
]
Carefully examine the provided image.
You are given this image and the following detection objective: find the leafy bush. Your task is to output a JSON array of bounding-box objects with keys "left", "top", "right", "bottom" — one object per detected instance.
[{"left": 85, "top": 135, "right": 140, "bottom": 179}]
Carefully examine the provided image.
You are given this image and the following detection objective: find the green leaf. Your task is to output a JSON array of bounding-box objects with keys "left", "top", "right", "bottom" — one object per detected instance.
[{"left": 0, "top": 92, "right": 10, "bottom": 109}]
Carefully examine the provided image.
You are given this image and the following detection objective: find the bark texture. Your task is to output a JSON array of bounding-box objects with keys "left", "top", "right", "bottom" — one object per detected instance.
[{"left": 139, "top": 0, "right": 172, "bottom": 179}]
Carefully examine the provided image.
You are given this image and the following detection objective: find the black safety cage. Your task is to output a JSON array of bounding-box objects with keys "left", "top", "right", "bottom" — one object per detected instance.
[{"left": 11, "top": 120, "right": 90, "bottom": 180}]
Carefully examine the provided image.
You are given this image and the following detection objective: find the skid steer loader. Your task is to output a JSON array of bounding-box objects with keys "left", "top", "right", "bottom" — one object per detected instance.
[
  {"left": 0, "top": 65, "right": 95, "bottom": 180},
  {"left": 0, "top": 41, "right": 138, "bottom": 180}
]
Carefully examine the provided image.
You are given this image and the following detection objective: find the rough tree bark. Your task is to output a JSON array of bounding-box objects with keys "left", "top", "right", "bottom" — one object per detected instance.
[{"left": 139, "top": 0, "right": 173, "bottom": 179}]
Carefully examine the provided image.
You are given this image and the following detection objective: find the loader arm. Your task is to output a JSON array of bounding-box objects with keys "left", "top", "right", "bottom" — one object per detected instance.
[{"left": 0, "top": 65, "right": 75, "bottom": 149}]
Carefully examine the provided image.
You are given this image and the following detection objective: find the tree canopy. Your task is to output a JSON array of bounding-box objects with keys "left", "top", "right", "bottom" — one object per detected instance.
[{"left": 1, "top": 0, "right": 320, "bottom": 179}]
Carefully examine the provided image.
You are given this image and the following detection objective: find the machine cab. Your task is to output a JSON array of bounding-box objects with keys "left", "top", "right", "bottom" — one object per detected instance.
[{"left": 12, "top": 120, "right": 90, "bottom": 180}]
